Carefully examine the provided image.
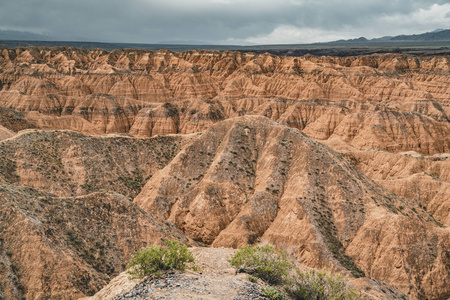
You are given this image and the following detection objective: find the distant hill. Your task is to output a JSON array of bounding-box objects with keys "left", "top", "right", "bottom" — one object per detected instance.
[
  {"left": 331, "top": 29, "right": 450, "bottom": 43},
  {"left": 389, "top": 29, "right": 450, "bottom": 41},
  {"left": 0, "top": 29, "right": 54, "bottom": 41},
  {"left": 333, "top": 37, "right": 369, "bottom": 43}
]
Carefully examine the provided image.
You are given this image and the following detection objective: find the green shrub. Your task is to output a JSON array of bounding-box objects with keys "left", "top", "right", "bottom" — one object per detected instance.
[
  {"left": 286, "top": 268, "right": 360, "bottom": 300},
  {"left": 229, "top": 245, "right": 292, "bottom": 284},
  {"left": 247, "top": 275, "right": 259, "bottom": 283},
  {"left": 261, "top": 286, "right": 287, "bottom": 300},
  {"left": 127, "top": 239, "right": 196, "bottom": 278}
]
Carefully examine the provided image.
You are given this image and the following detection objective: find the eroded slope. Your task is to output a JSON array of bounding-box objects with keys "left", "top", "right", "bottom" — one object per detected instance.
[
  {"left": 0, "top": 184, "right": 189, "bottom": 299},
  {"left": 336, "top": 148, "right": 450, "bottom": 227},
  {"left": 134, "top": 115, "right": 449, "bottom": 300},
  {"left": 0, "top": 48, "right": 449, "bottom": 154},
  {"left": 0, "top": 129, "right": 192, "bottom": 198}
]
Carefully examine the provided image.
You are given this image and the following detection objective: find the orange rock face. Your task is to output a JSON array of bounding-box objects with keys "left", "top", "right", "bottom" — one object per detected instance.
[{"left": 0, "top": 48, "right": 449, "bottom": 154}]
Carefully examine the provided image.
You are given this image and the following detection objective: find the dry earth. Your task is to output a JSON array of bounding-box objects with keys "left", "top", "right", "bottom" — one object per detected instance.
[
  {"left": 0, "top": 48, "right": 449, "bottom": 154},
  {"left": 0, "top": 184, "right": 190, "bottom": 299},
  {"left": 0, "top": 47, "right": 448, "bottom": 300},
  {"left": 0, "top": 128, "right": 193, "bottom": 198},
  {"left": 134, "top": 116, "right": 449, "bottom": 300}
]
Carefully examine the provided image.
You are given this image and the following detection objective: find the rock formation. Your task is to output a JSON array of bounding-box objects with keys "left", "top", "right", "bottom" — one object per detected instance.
[
  {"left": 134, "top": 116, "right": 449, "bottom": 300},
  {"left": 340, "top": 149, "right": 450, "bottom": 227},
  {"left": 0, "top": 48, "right": 449, "bottom": 154},
  {"left": 0, "top": 47, "right": 448, "bottom": 299}
]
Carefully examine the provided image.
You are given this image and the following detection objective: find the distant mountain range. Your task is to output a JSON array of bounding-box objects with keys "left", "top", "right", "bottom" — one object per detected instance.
[
  {"left": 0, "top": 29, "right": 55, "bottom": 41},
  {"left": 331, "top": 29, "right": 450, "bottom": 44},
  {"left": 1, "top": 28, "right": 449, "bottom": 45},
  {"left": 389, "top": 29, "right": 450, "bottom": 41}
]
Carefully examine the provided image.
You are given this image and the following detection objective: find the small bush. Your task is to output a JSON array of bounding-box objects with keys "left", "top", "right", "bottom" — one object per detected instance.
[
  {"left": 127, "top": 240, "right": 196, "bottom": 278},
  {"left": 230, "top": 244, "right": 360, "bottom": 300},
  {"left": 286, "top": 269, "right": 360, "bottom": 300},
  {"left": 229, "top": 245, "right": 292, "bottom": 284},
  {"left": 247, "top": 275, "right": 259, "bottom": 283},
  {"left": 261, "top": 286, "right": 287, "bottom": 300}
]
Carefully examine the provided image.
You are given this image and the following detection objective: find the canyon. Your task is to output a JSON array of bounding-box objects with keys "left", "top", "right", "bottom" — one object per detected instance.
[{"left": 0, "top": 47, "right": 448, "bottom": 299}]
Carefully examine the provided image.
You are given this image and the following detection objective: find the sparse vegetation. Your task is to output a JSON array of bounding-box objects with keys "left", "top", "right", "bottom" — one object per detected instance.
[
  {"left": 286, "top": 269, "right": 360, "bottom": 300},
  {"left": 128, "top": 240, "right": 196, "bottom": 278},
  {"left": 261, "top": 286, "right": 287, "bottom": 300},
  {"left": 229, "top": 244, "right": 292, "bottom": 284},
  {"left": 230, "top": 244, "right": 361, "bottom": 300}
]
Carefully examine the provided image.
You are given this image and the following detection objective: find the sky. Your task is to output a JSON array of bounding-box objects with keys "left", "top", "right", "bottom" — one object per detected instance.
[{"left": 0, "top": 0, "right": 449, "bottom": 45}]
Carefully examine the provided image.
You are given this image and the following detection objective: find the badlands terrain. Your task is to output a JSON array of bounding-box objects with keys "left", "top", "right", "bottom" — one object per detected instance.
[{"left": 0, "top": 47, "right": 448, "bottom": 299}]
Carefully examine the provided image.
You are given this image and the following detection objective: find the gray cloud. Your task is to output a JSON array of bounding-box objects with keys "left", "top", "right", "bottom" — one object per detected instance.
[{"left": 0, "top": 0, "right": 449, "bottom": 44}]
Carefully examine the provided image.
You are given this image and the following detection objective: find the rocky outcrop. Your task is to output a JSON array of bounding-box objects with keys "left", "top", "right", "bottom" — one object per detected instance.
[
  {"left": 4, "top": 96, "right": 449, "bottom": 154},
  {"left": 134, "top": 115, "right": 449, "bottom": 300}
]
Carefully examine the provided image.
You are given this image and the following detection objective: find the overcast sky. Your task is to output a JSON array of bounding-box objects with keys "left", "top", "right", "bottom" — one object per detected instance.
[{"left": 0, "top": 0, "right": 449, "bottom": 44}]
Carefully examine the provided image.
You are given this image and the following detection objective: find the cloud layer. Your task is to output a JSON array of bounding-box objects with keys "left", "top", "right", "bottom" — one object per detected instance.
[{"left": 0, "top": 0, "right": 449, "bottom": 44}]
